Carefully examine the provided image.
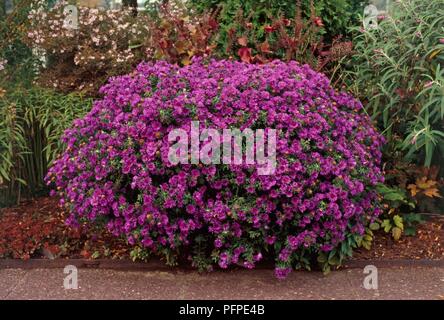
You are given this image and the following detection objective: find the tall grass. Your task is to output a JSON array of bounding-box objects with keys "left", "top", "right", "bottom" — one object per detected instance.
[{"left": 0, "top": 86, "right": 92, "bottom": 206}]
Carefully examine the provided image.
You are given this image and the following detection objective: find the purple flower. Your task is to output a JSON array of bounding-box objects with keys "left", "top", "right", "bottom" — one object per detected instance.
[
  {"left": 274, "top": 267, "right": 292, "bottom": 280},
  {"left": 47, "top": 58, "right": 384, "bottom": 278},
  {"left": 214, "top": 238, "right": 223, "bottom": 248}
]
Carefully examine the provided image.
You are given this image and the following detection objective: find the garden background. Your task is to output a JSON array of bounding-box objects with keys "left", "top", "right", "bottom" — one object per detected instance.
[{"left": 0, "top": 0, "right": 443, "bottom": 274}]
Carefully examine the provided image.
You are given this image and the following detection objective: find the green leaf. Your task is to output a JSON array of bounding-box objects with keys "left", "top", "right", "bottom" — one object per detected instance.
[
  {"left": 362, "top": 240, "right": 371, "bottom": 250},
  {"left": 128, "top": 43, "right": 143, "bottom": 50},
  {"left": 328, "top": 254, "right": 340, "bottom": 266},
  {"left": 322, "top": 264, "right": 331, "bottom": 275},
  {"left": 393, "top": 215, "right": 404, "bottom": 230},
  {"left": 369, "top": 222, "right": 380, "bottom": 231},
  {"left": 381, "top": 219, "right": 392, "bottom": 233},
  {"left": 404, "top": 227, "right": 417, "bottom": 236},
  {"left": 317, "top": 252, "right": 327, "bottom": 263},
  {"left": 392, "top": 227, "right": 402, "bottom": 241}
]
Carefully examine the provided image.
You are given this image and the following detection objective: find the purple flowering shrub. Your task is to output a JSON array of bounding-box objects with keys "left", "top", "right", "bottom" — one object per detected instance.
[{"left": 47, "top": 59, "right": 384, "bottom": 277}]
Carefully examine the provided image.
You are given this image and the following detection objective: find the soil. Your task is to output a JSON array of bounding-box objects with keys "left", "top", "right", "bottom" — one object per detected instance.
[
  {"left": 1, "top": 197, "right": 443, "bottom": 262},
  {"left": 352, "top": 216, "right": 444, "bottom": 261}
]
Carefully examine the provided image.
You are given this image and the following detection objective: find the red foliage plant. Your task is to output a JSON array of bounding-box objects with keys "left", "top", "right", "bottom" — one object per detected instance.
[{"left": 223, "top": 0, "right": 353, "bottom": 82}]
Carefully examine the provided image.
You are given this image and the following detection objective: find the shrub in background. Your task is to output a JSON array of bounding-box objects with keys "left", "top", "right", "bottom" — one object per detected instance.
[
  {"left": 188, "top": 0, "right": 365, "bottom": 42},
  {"left": 25, "top": 0, "right": 219, "bottom": 96},
  {"left": 0, "top": 86, "right": 92, "bottom": 206},
  {"left": 185, "top": 0, "right": 356, "bottom": 86},
  {"left": 341, "top": 0, "right": 444, "bottom": 223},
  {"left": 23, "top": 0, "right": 358, "bottom": 95},
  {"left": 0, "top": 0, "right": 37, "bottom": 89},
  {"left": 142, "top": 0, "right": 219, "bottom": 67},
  {"left": 345, "top": 0, "right": 444, "bottom": 170},
  {"left": 25, "top": 0, "right": 151, "bottom": 95},
  {"left": 47, "top": 59, "right": 384, "bottom": 276},
  {"left": 216, "top": 4, "right": 354, "bottom": 85}
]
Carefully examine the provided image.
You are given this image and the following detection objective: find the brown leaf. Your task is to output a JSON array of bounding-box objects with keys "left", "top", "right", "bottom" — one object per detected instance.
[
  {"left": 237, "top": 36, "right": 248, "bottom": 47},
  {"left": 175, "top": 40, "right": 188, "bottom": 55},
  {"left": 181, "top": 56, "right": 191, "bottom": 66},
  {"left": 416, "top": 177, "right": 436, "bottom": 189},
  {"left": 407, "top": 184, "right": 418, "bottom": 197},
  {"left": 423, "top": 187, "right": 442, "bottom": 198},
  {"left": 259, "top": 41, "right": 272, "bottom": 54},
  {"left": 254, "top": 54, "right": 269, "bottom": 64}
]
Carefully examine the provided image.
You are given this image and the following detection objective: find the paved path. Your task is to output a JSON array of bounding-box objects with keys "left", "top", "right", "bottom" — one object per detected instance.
[{"left": 1, "top": 266, "right": 443, "bottom": 300}]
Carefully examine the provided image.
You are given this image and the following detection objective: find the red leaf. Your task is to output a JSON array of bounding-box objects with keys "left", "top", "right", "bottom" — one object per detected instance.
[
  {"left": 237, "top": 47, "right": 252, "bottom": 63},
  {"left": 264, "top": 25, "right": 274, "bottom": 33},
  {"left": 282, "top": 18, "right": 291, "bottom": 27},
  {"left": 208, "top": 17, "right": 218, "bottom": 30},
  {"left": 80, "top": 249, "right": 91, "bottom": 259},
  {"left": 313, "top": 17, "right": 324, "bottom": 27}
]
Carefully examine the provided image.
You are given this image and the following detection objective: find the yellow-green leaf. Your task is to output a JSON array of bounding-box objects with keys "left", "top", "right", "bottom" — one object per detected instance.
[
  {"left": 369, "top": 222, "right": 380, "bottom": 231},
  {"left": 393, "top": 215, "right": 404, "bottom": 230},
  {"left": 392, "top": 226, "right": 402, "bottom": 241},
  {"left": 362, "top": 241, "right": 371, "bottom": 250},
  {"left": 381, "top": 219, "right": 392, "bottom": 232}
]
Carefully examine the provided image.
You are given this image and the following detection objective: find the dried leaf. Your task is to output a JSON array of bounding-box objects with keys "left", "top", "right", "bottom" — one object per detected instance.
[
  {"left": 259, "top": 41, "right": 272, "bottom": 54},
  {"left": 181, "top": 56, "right": 191, "bottom": 66},
  {"left": 175, "top": 40, "right": 188, "bottom": 55},
  {"left": 237, "top": 37, "right": 248, "bottom": 47},
  {"left": 423, "top": 187, "right": 442, "bottom": 198},
  {"left": 416, "top": 177, "right": 436, "bottom": 190},
  {"left": 407, "top": 184, "right": 418, "bottom": 196}
]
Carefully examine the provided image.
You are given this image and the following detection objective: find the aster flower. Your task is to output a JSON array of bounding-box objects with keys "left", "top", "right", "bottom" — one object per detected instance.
[{"left": 47, "top": 58, "right": 384, "bottom": 279}]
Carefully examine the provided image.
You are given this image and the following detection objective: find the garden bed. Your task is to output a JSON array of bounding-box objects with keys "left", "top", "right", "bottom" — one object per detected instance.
[
  {"left": 0, "top": 197, "right": 130, "bottom": 260},
  {"left": 1, "top": 197, "right": 442, "bottom": 264},
  {"left": 352, "top": 216, "right": 444, "bottom": 261}
]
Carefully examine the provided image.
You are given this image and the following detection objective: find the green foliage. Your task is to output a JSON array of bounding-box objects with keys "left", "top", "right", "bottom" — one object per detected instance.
[
  {"left": 129, "top": 246, "right": 150, "bottom": 262},
  {"left": 0, "top": 0, "right": 38, "bottom": 89},
  {"left": 402, "top": 213, "right": 424, "bottom": 236},
  {"left": 344, "top": 0, "right": 444, "bottom": 169},
  {"left": 188, "top": 0, "right": 364, "bottom": 41},
  {"left": 183, "top": 0, "right": 357, "bottom": 83},
  {"left": 0, "top": 86, "right": 92, "bottom": 206},
  {"left": 376, "top": 183, "right": 415, "bottom": 208},
  {"left": 359, "top": 228, "right": 374, "bottom": 250},
  {"left": 367, "top": 183, "right": 424, "bottom": 242},
  {"left": 317, "top": 233, "right": 361, "bottom": 274},
  {"left": 190, "top": 234, "right": 213, "bottom": 272}
]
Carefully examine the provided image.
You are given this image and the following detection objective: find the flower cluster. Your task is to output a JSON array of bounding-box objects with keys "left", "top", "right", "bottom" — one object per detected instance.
[
  {"left": 25, "top": 0, "right": 151, "bottom": 93},
  {"left": 26, "top": 1, "right": 148, "bottom": 63},
  {"left": 47, "top": 59, "right": 384, "bottom": 277},
  {"left": 24, "top": 1, "right": 217, "bottom": 95}
]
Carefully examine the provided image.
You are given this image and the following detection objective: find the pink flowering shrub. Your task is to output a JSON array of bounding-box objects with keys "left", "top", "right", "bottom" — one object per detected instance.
[{"left": 47, "top": 59, "right": 384, "bottom": 277}]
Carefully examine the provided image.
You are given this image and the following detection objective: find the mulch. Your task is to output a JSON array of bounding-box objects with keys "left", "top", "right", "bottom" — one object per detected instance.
[
  {"left": 0, "top": 197, "right": 443, "bottom": 263},
  {"left": 352, "top": 216, "right": 444, "bottom": 261},
  {"left": 0, "top": 197, "right": 130, "bottom": 260}
]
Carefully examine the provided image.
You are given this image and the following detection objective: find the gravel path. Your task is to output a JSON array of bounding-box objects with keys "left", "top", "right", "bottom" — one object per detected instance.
[{"left": 1, "top": 266, "right": 443, "bottom": 300}]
